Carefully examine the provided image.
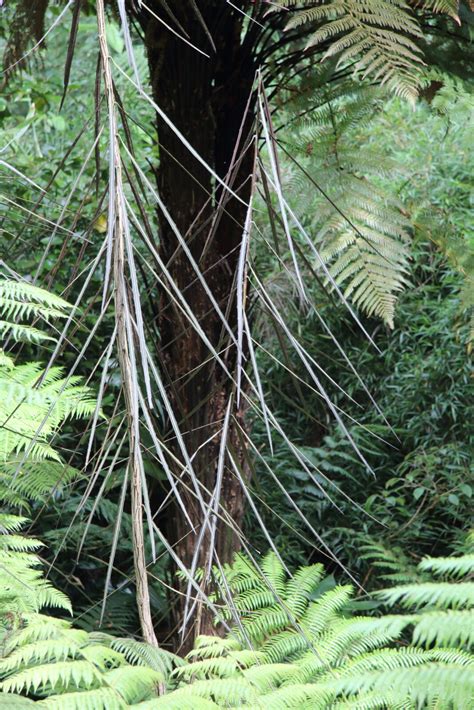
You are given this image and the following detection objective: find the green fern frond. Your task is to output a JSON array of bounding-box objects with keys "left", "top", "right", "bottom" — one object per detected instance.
[
  {"left": 334, "top": 662, "right": 474, "bottom": 707},
  {"left": 0, "top": 659, "right": 102, "bottom": 695},
  {"left": 283, "top": 0, "right": 425, "bottom": 100},
  {"left": 242, "top": 661, "right": 298, "bottom": 691},
  {"left": 0, "top": 363, "right": 95, "bottom": 462},
  {"left": 0, "top": 461, "right": 81, "bottom": 509},
  {"left": 285, "top": 563, "right": 325, "bottom": 617},
  {"left": 0, "top": 635, "right": 88, "bottom": 674},
  {"left": 0, "top": 514, "right": 29, "bottom": 533},
  {"left": 35, "top": 687, "right": 126, "bottom": 709},
  {"left": 377, "top": 581, "right": 474, "bottom": 609},
  {"left": 169, "top": 677, "right": 259, "bottom": 704},
  {"left": 0, "top": 694, "right": 36, "bottom": 708},
  {"left": 303, "top": 585, "right": 353, "bottom": 636},
  {"left": 0, "top": 279, "right": 71, "bottom": 344},
  {"left": 109, "top": 637, "right": 183, "bottom": 675},
  {"left": 412, "top": 610, "right": 474, "bottom": 648},
  {"left": 135, "top": 695, "right": 220, "bottom": 709},
  {"left": 0, "top": 280, "right": 70, "bottom": 316},
  {"left": 0, "top": 322, "right": 55, "bottom": 344},
  {"left": 187, "top": 636, "right": 242, "bottom": 660},
  {"left": 419, "top": 553, "right": 474, "bottom": 578},
  {"left": 174, "top": 656, "right": 244, "bottom": 680},
  {"left": 103, "top": 666, "right": 163, "bottom": 703},
  {"left": 281, "top": 79, "right": 412, "bottom": 327},
  {"left": 0, "top": 516, "right": 72, "bottom": 616}
]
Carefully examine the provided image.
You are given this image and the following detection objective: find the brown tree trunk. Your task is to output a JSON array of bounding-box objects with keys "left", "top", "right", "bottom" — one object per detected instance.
[{"left": 138, "top": 2, "right": 256, "bottom": 650}]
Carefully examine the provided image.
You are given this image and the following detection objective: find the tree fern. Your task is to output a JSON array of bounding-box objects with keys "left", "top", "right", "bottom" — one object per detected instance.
[{"left": 276, "top": 0, "right": 457, "bottom": 100}]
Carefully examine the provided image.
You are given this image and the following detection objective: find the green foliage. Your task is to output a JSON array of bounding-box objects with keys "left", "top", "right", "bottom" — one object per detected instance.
[
  {"left": 252, "top": 81, "right": 473, "bottom": 571},
  {"left": 161, "top": 549, "right": 474, "bottom": 707},
  {"left": 0, "top": 513, "right": 71, "bottom": 617},
  {"left": 0, "top": 278, "right": 94, "bottom": 508},
  {"left": 0, "top": 279, "right": 70, "bottom": 343},
  {"left": 0, "top": 515, "right": 181, "bottom": 707},
  {"left": 0, "top": 361, "right": 95, "bottom": 462},
  {"left": 278, "top": 75, "right": 412, "bottom": 327},
  {"left": 0, "top": 279, "right": 142, "bottom": 634},
  {"left": 277, "top": 0, "right": 458, "bottom": 100}
]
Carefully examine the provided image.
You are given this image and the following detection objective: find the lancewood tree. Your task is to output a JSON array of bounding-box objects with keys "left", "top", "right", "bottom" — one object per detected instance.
[{"left": 3, "top": 0, "right": 468, "bottom": 648}]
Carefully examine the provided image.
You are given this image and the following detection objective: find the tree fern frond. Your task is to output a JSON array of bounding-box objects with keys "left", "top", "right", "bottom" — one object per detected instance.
[
  {"left": 242, "top": 661, "right": 299, "bottom": 691},
  {"left": 0, "top": 460, "right": 81, "bottom": 509},
  {"left": 168, "top": 677, "right": 259, "bottom": 704},
  {"left": 412, "top": 610, "right": 474, "bottom": 648},
  {"left": 0, "top": 322, "right": 55, "bottom": 344},
  {"left": 334, "top": 662, "right": 474, "bottom": 707},
  {"left": 173, "top": 656, "right": 244, "bottom": 680},
  {"left": 0, "top": 694, "right": 36, "bottom": 708},
  {"left": 103, "top": 666, "right": 163, "bottom": 704},
  {"left": 285, "top": 563, "right": 325, "bottom": 617},
  {"left": 109, "top": 637, "right": 183, "bottom": 675},
  {"left": 187, "top": 636, "right": 241, "bottom": 660},
  {"left": 0, "top": 636, "right": 88, "bottom": 675},
  {"left": 0, "top": 660, "right": 102, "bottom": 695},
  {"left": 284, "top": 0, "right": 425, "bottom": 100},
  {"left": 0, "top": 279, "right": 71, "bottom": 344},
  {"left": 0, "top": 516, "right": 72, "bottom": 615},
  {"left": 35, "top": 687, "right": 126, "bottom": 710},
  {"left": 134, "top": 695, "right": 220, "bottom": 709},
  {"left": 377, "top": 581, "right": 474, "bottom": 609},
  {"left": 0, "top": 280, "right": 70, "bottom": 314},
  {"left": 419, "top": 554, "right": 474, "bottom": 578},
  {"left": 420, "top": 0, "right": 460, "bottom": 20},
  {"left": 0, "top": 363, "right": 95, "bottom": 462}
]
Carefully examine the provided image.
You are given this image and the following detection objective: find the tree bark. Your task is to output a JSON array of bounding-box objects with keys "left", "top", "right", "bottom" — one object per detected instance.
[{"left": 137, "top": 2, "right": 257, "bottom": 650}]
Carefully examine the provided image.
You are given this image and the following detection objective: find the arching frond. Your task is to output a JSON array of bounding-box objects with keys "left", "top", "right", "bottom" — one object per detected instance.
[{"left": 282, "top": 0, "right": 426, "bottom": 100}]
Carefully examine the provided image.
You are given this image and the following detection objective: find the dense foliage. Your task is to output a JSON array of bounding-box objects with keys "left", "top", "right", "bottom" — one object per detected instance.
[
  {"left": 0, "top": 1, "right": 472, "bottom": 707},
  {"left": 1, "top": 524, "right": 473, "bottom": 707}
]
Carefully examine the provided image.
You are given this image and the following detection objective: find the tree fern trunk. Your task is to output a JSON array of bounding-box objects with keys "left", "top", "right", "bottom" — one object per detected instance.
[{"left": 138, "top": 2, "right": 256, "bottom": 650}]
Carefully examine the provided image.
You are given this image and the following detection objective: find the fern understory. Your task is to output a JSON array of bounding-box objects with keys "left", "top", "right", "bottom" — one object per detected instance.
[{"left": 1, "top": 523, "right": 473, "bottom": 708}]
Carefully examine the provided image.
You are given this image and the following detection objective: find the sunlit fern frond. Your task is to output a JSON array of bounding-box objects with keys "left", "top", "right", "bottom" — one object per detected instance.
[
  {"left": 0, "top": 280, "right": 69, "bottom": 322},
  {"left": 158, "top": 547, "right": 474, "bottom": 706},
  {"left": 0, "top": 279, "right": 70, "bottom": 344},
  {"left": 377, "top": 581, "right": 474, "bottom": 609},
  {"left": 108, "top": 636, "right": 184, "bottom": 675},
  {"left": 0, "top": 513, "right": 72, "bottom": 616},
  {"left": 418, "top": 553, "right": 474, "bottom": 578},
  {"left": 0, "top": 362, "right": 95, "bottom": 461},
  {"left": 411, "top": 609, "right": 474, "bottom": 648},
  {"left": 0, "top": 517, "right": 181, "bottom": 707},
  {"left": 333, "top": 661, "right": 474, "bottom": 708}
]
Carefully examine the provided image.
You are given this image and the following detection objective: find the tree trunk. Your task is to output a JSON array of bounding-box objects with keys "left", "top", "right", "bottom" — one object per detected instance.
[{"left": 138, "top": 2, "right": 256, "bottom": 650}]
